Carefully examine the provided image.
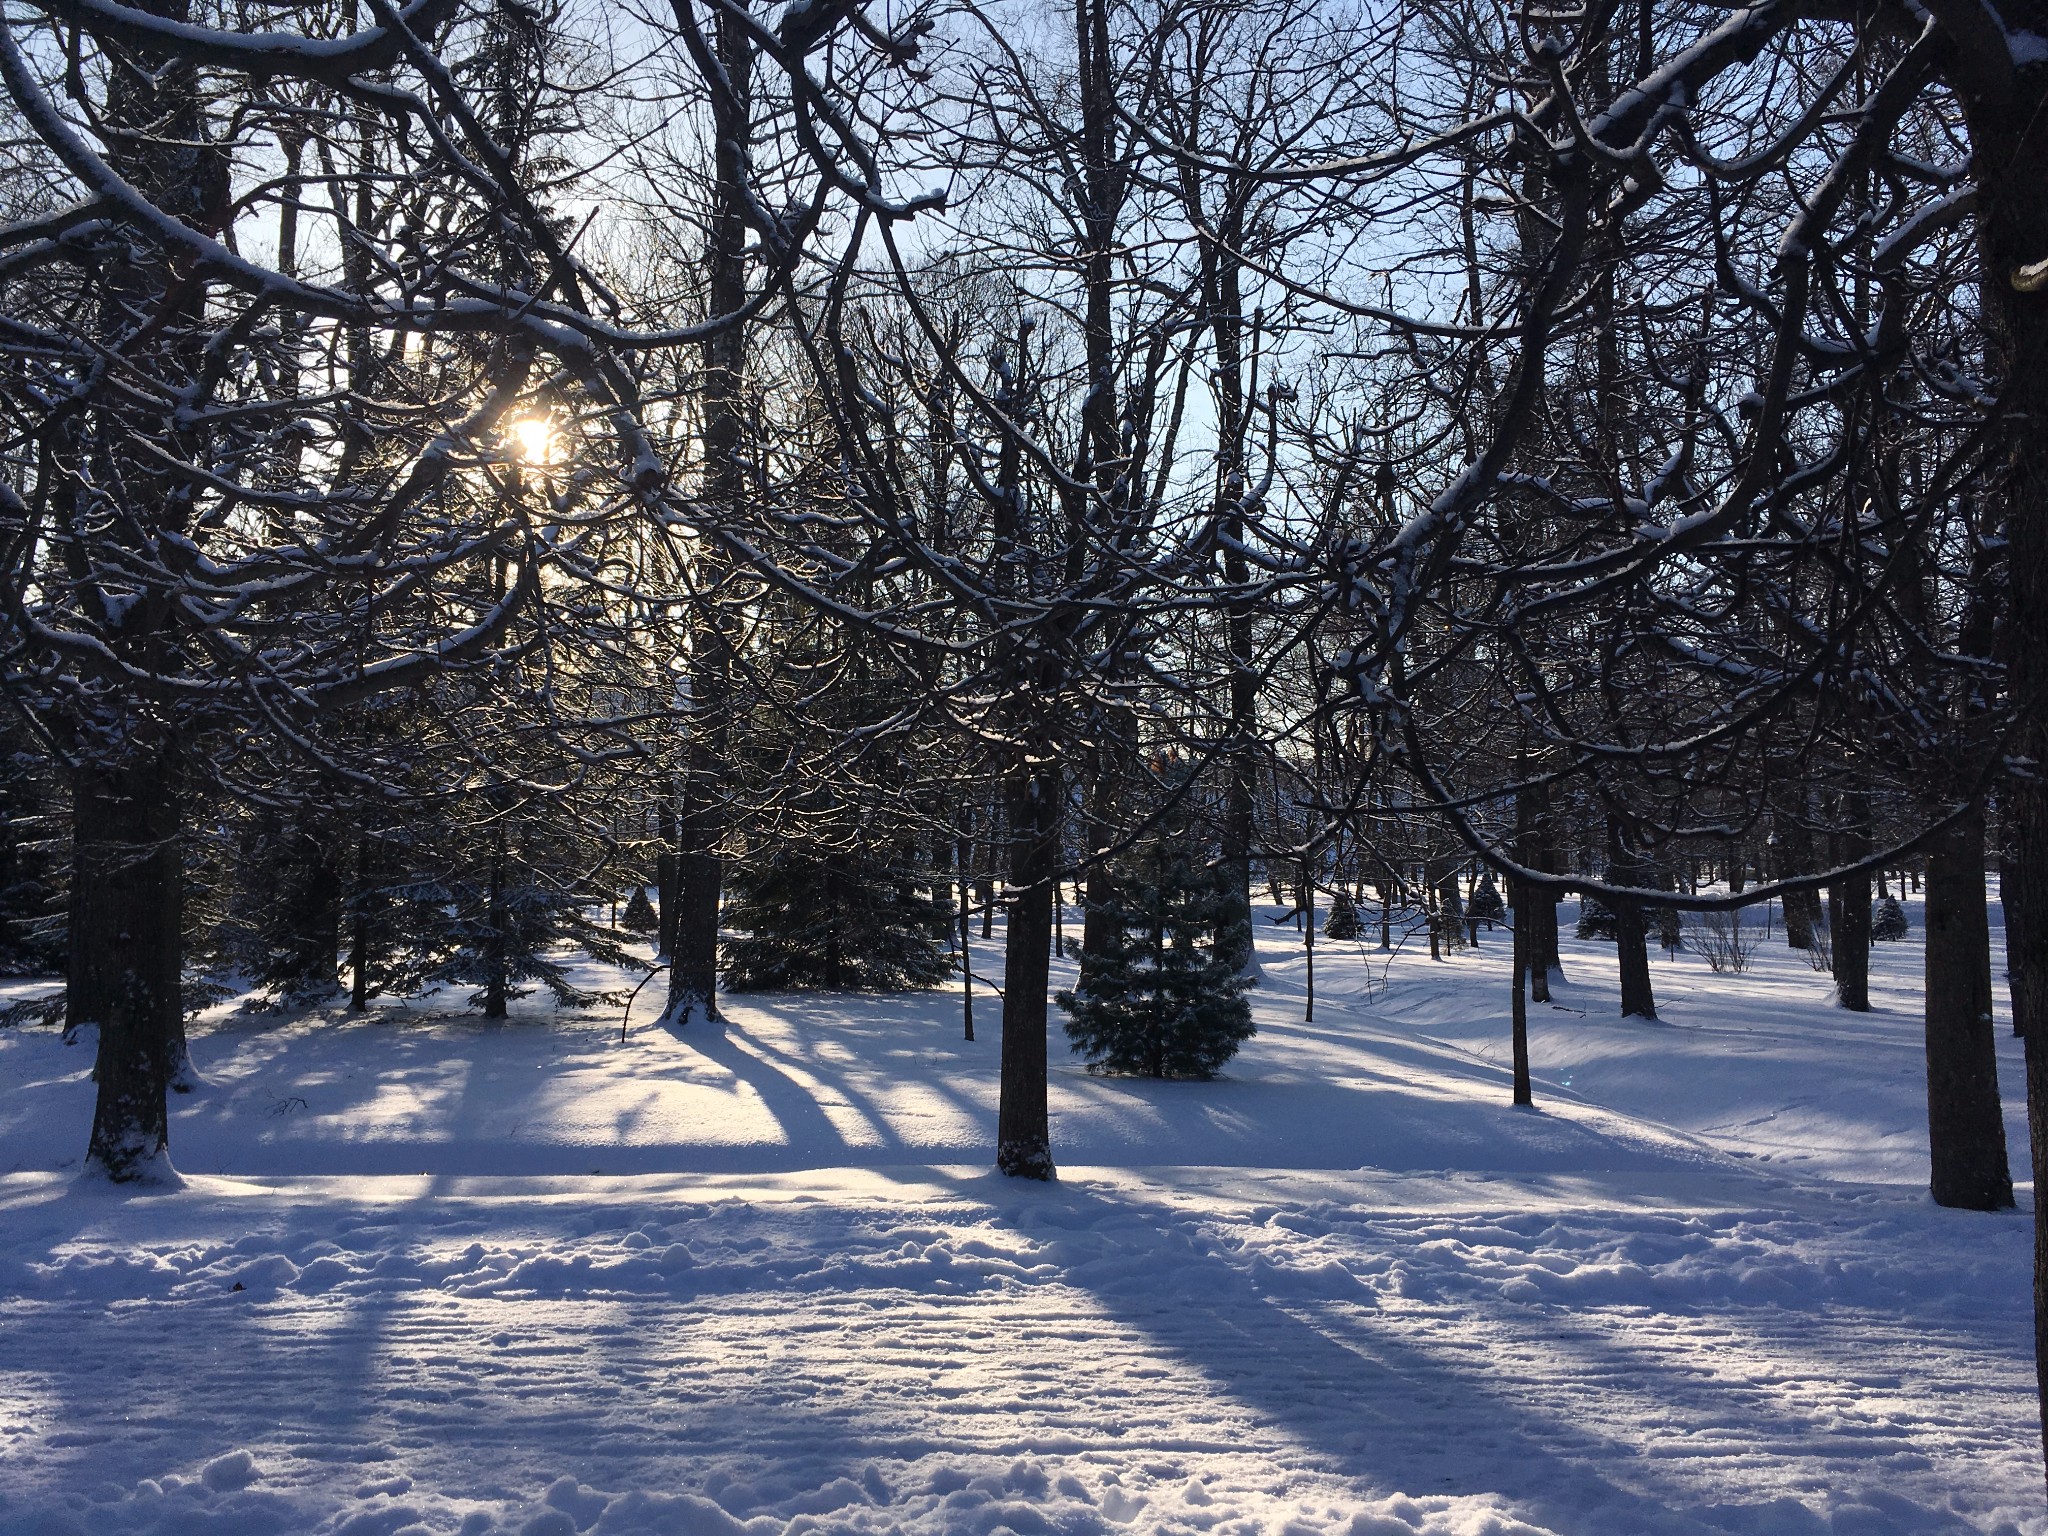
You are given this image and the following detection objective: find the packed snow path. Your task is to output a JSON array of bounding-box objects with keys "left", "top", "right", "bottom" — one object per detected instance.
[{"left": 0, "top": 901, "right": 2037, "bottom": 1535}]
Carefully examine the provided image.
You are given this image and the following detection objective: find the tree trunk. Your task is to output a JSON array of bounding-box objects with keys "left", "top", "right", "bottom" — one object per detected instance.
[
  {"left": 656, "top": 796, "right": 680, "bottom": 961},
  {"left": 997, "top": 760, "right": 1059, "bottom": 1180},
  {"left": 76, "top": 757, "right": 185, "bottom": 1181},
  {"left": 72, "top": 0, "right": 212, "bottom": 1172},
  {"left": 957, "top": 820, "right": 976, "bottom": 1043},
  {"left": 348, "top": 834, "right": 374, "bottom": 1011},
  {"left": 1514, "top": 776, "right": 1562, "bottom": 996},
  {"left": 1440, "top": 875, "right": 1466, "bottom": 948},
  {"left": 979, "top": 796, "right": 998, "bottom": 940},
  {"left": 1511, "top": 885, "right": 1532, "bottom": 1107},
  {"left": 272, "top": 812, "right": 343, "bottom": 997},
  {"left": 1923, "top": 809, "right": 2015, "bottom": 1209},
  {"left": 1303, "top": 858, "right": 1315, "bottom": 1023},
  {"left": 1831, "top": 804, "right": 1873, "bottom": 1011},
  {"left": 1613, "top": 899, "right": 1657, "bottom": 1019},
  {"left": 2009, "top": 854, "right": 2034, "bottom": 1039},
  {"left": 483, "top": 830, "right": 509, "bottom": 1020},
  {"left": 1609, "top": 820, "right": 1656, "bottom": 1019},
  {"left": 1778, "top": 812, "right": 1822, "bottom": 949},
  {"left": 1960, "top": 50, "right": 2048, "bottom": 1491},
  {"left": 662, "top": 0, "right": 752, "bottom": 1030}
]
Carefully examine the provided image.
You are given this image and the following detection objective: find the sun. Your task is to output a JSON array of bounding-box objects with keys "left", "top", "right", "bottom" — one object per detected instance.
[{"left": 506, "top": 414, "right": 557, "bottom": 466}]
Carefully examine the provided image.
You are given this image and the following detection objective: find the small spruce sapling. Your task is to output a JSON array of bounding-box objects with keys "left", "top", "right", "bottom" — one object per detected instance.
[
  {"left": 1324, "top": 890, "right": 1364, "bottom": 941},
  {"left": 1872, "top": 895, "right": 1908, "bottom": 942},
  {"left": 620, "top": 884, "right": 659, "bottom": 934},
  {"left": 1468, "top": 873, "right": 1506, "bottom": 926},
  {"left": 1577, "top": 895, "right": 1618, "bottom": 940}
]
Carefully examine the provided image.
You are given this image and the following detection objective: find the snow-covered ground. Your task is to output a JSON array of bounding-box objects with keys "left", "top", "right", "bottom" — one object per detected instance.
[{"left": 0, "top": 893, "right": 2037, "bottom": 1535}]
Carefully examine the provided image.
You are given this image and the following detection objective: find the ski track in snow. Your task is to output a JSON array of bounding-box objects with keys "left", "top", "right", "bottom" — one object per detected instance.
[{"left": 0, "top": 894, "right": 2037, "bottom": 1535}]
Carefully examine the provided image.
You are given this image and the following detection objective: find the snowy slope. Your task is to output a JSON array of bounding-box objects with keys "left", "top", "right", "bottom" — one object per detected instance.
[{"left": 0, "top": 893, "right": 2036, "bottom": 1536}]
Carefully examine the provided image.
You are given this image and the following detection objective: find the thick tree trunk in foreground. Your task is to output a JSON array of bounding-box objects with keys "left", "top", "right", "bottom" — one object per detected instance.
[
  {"left": 667, "top": 833, "right": 723, "bottom": 1028},
  {"left": 75, "top": 757, "right": 186, "bottom": 1181},
  {"left": 1514, "top": 777, "right": 1561, "bottom": 997},
  {"left": 662, "top": 0, "right": 751, "bottom": 1031},
  {"left": 997, "top": 760, "right": 1060, "bottom": 1180},
  {"left": 1923, "top": 810, "right": 2014, "bottom": 1209},
  {"left": 1964, "top": 50, "right": 2048, "bottom": 1492},
  {"left": 1613, "top": 899, "right": 1657, "bottom": 1019}
]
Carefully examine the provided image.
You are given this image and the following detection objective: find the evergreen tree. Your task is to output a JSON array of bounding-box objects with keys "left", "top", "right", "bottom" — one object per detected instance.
[
  {"left": 620, "top": 884, "right": 659, "bottom": 935},
  {"left": 1873, "top": 895, "right": 1909, "bottom": 942},
  {"left": 1577, "top": 895, "right": 1617, "bottom": 940},
  {"left": 1324, "top": 889, "right": 1364, "bottom": 941},
  {"left": 0, "top": 734, "right": 65, "bottom": 977},
  {"left": 203, "top": 805, "right": 346, "bottom": 1005},
  {"left": 1657, "top": 905, "right": 1683, "bottom": 953},
  {"left": 1468, "top": 873, "right": 1506, "bottom": 926},
  {"left": 1056, "top": 824, "right": 1255, "bottom": 1079},
  {"left": 347, "top": 800, "right": 646, "bottom": 1017},
  {"left": 722, "top": 840, "right": 953, "bottom": 992}
]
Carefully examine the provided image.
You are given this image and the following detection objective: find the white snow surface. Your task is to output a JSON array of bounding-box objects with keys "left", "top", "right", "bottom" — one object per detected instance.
[{"left": 0, "top": 894, "right": 2038, "bottom": 1535}]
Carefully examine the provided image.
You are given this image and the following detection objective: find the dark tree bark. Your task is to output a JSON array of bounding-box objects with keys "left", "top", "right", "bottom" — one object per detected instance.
[
  {"left": 996, "top": 760, "right": 1060, "bottom": 1179},
  {"left": 1514, "top": 777, "right": 1562, "bottom": 998},
  {"left": 2008, "top": 853, "right": 2034, "bottom": 1040},
  {"left": 73, "top": 0, "right": 220, "bottom": 1175},
  {"left": 662, "top": 0, "right": 753, "bottom": 1030},
  {"left": 957, "top": 816, "right": 976, "bottom": 1043},
  {"left": 1962, "top": 46, "right": 2048, "bottom": 1491},
  {"left": 1302, "top": 857, "right": 1315, "bottom": 1022},
  {"left": 1777, "top": 812, "right": 1823, "bottom": 949},
  {"left": 1608, "top": 819, "right": 1656, "bottom": 1019},
  {"left": 1923, "top": 809, "right": 2015, "bottom": 1209},
  {"left": 1612, "top": 898, "right": 1656, "bottom": 1019},
  {"left": 1511, "top": 885, "right": 1532, "bottom": 1107},
  {"left": 348, "top": 835, "right": 374, "bottom": 1012},
  {"left": 77, "top": 755, "right": 186, "bottom": 1180},
  {"left": 262, "top": 812, "right": 343, "bottom": 997},
  {"left": 1830, "top": 802, "right": 1873, "bottom": 1011}
]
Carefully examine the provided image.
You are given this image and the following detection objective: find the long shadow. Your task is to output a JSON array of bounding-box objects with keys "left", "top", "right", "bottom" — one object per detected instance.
[
  {"left": 984, "top": 1177, "right": 1995, "bottom": 1535},
  {"left": 657, "top": 1019, "right": 866, "bottom": 1170},
  {"left": 0, "top": 1163, "right": 2024, "bottom": 1533}
]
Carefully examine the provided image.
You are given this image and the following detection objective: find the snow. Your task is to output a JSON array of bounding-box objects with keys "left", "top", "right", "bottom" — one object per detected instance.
[{"left": 0, "top": 890, "right": 2038, "bottom": 1535}]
